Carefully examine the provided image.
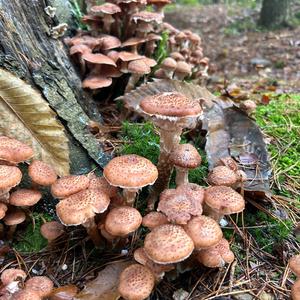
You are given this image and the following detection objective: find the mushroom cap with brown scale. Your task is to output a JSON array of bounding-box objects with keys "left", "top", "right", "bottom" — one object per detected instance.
[
  {"left": 144, "top": 224, "right": 194, "bottom": 264},
  {"left": 51, "top": 175, "right": 90, "bottom": 198},
  {"left": 196, "top": 238, "right": 235, "bottom": 268},
  {"left": 56, "top": 189, "right": 110, "bottom": 226},
  {"left": 289, "top": 255, "right": 300, "bottom": 277},
  {"left": 204, "top": 186, "right": 245, "bottom": 216},
  {"left": 0, "top": 203, "right": 8, "bottom": 220},
  {"left": 25, "top": 276, "right": 54, "bottom": 298},
  {"left": 28, "top": 160, "right": 57, "bottom": 186},
  {"left": 103, "top": 154, "right": 158, "bottom": 189},
  {"left": 9, "top": 189, "right": 42, "bottom": 207},
  {"left": 88, "top": 175, "right": 118, "bottom": 198},
  {"left": 292, "top": 279, "right": 300, "bottom": 300},
  {"left": 0, "top": 165, "right": 22, "bottom": 190},
  {"left": 40, "top": 221, "right": 65, "bottom": 242},
  {"left": 207, "top": 166, "right": 238, "bottom": 187},
  {"left": 118, "top": 264, "right": 155, "bottom": 300},
  {"left": 104, "top": 206, "right": 142, "bottom": 236},
  {"left": 170, "top": 143, "right": 201, "bottom": 169},
  {"left": 142, "top": 212, "right": 168, "bottom": 230},
  {"left": 176, "top": 183, "right": 205, "bottom": 205},
  {"left": 184, "top": 216, "right": 223, "bottom": 249},
  {"left": 3, "top": 210, "right": 26, "bottom": 226},
  {"left": 13, "top": 289, "right": 41, "bottom": 300},
  {"left": 0, "top": 268, "right": 27, "bottom": 286}
]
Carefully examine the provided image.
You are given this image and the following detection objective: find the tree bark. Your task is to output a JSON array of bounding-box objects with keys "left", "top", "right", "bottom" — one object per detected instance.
[
  {"left": 0, "top": 0, "right": 110, "bottom": 173},
  {"left": 259, "top": 0, "right": 290, "bottom": 29}
]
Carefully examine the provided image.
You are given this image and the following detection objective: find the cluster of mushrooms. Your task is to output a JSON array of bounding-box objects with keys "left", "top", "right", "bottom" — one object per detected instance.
[{"left": 65, "top": 0, "right": 208, "bottom": 93}]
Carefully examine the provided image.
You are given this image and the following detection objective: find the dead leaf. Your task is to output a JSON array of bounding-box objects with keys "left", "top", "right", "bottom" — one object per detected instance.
[
  {"left": 74, "top": 261, "right": 131, "bottom": 300},
  {"left": 0, "top": 68, "right": 69, "bottom": 176}
]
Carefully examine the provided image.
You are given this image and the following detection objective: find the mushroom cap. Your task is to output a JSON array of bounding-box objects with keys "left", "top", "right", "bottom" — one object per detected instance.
[
  {"left": 9, "top": 189, "right": 42, "bottom": 207},
  {"left": 240, "top": 100, "right": 257, "bottom": 113},
  {"left": 40, "top": 221, "right": 65, "bottom": 241},
  {"left": 69, "top": 44, "right": 91, "bottom": 55},
  {"left": 56, "top": 189, "right": 110, "bottom": 226},
  {"left": 0, "top": 268, "right": 26, "bottom": 285},
  {"left": 117, "top": 51, "right": 143, "bottom": 62},
  {"left": 118, "top": 264, "right": 155, "bottom": 300},
  {"left": 170, "top": 52, "right": 185, "bottom": 61},
  {"left": 184, "top": 216, "right": 223, "bottom": 249},
  {"left": 122, "top": 37, "right": 146, "bottom": 47},
  {"left": 161, "top": 57, "right": 177, "bottom": 71},
  {"left": 99, "top": 35, "right": 122, "bottom": 50},
  {"left": 132, "top": 11, "right": 163, "bottom": 23},
  {"left": 25, "top": 276, "right": 54, "bottom": 297},
  {"left": 82, "top": 76, "right": 113, "bottom": 89},
  {"left": 292, "top": 279, "right": 300, "bottom": 300},
  {"left": 140, "top": 92, "right": 202, "bottom": 118},
  {"left": 146, "top": 33, "right": 162, "bottom": 42},
  {"left": 0, "top": 136, "right": 33, "bottom": 163},
  {"left": 127, "top": 59, "right": 151, "bottom": 75},
  {"left": 88, "top": 175, "right": 118, "bottom": 198},
  {"left": 216, "top": 156, "right": 238, "bottom": 172},
  {"left": 204, "top": 186, "right": 245, "bottom": 215},
  {"left": 0, "top": 203, "right": 8, "bottom": 220},
  {"left": 104, "top": 206, "right": 142, "bottom": 236},
  {"left": 0, "top": 165, "right": 22, "bottom": 189},
  {"left": 207, "top": 166, "right": 238, "bottom": 186},
  {"left": 196, "top": 238, "right": 235, "bottom": 268},
  {"left": 13, "top": 290, "right": 41, "bottom": 300},
  {"left": 176, "top": 183, "right": 205, "bottom": 205},
  {"left": 289, "top": 255, "right": 300, "bottom": 277},
  {"left": 158, "top": 188, "right": 202, "bottom": 224},
  {"left": 90, "top": 3, "right": 121, "bottom": 15},
  {"left": 142, "top": 212, "right": 168, "bottom": 230},
  {"left": 3, "top": 210, "right": 26, "bottom": 226},
  {"left": 49, "top": 285, "right": 79, "bottom": 300},
  {"left": 144, "top": 224, "right": 194, "bottom": 264},
  {"left": 170, "top": 143, "right": 201, "bottom": 169},
  {"left": 189, "top": 33, "right": 201, "bottom": 44},
  {"left": 51, "top": 175, "right": 90, "bottom": 198},
  {"left": 175, "top": 61, "right": 192, "bottom": 75},
  {"left": 82, "top": 53, "right": 117, "bottom": 66},
  {"left": 28, "top": 160, "right": 57, "bottom": 186},
  {"left": 103, "top": 154, "right": 158, "bottom": 189}
]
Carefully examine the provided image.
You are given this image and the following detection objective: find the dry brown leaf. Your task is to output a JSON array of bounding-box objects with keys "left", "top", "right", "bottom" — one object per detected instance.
[
  {"left": 75, "top": 261, "right": 131, "bottom": 300},
  {"left": 0, "top": 68, "right": 69, "bottom": 176}
]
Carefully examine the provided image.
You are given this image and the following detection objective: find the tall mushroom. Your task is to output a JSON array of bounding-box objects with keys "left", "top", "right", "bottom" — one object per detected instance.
[{"left": 3, "top": 210, "right": 26, "bottom": 239}]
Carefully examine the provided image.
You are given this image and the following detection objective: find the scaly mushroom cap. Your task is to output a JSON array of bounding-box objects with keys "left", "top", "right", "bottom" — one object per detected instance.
[
  {"left": 13, "top": 290, "right": 41, "bottom": 300},
  {"left": 82, "top": 53, "right": 117, "bottom": 66},
  {"left": 140, "top": 92, "right": 202, "bottom": 118},
  {"left": 90, "top": 3, "right": 121, "bottom": 15},
  {"left": 158, "top": 188, "right": 202, "bottom": 224},
  {"left": 51, "top": 175, "right": 90, "bottom": 198},
  {"left": 9, "top": 189, "right": 42, "bottom": 207},
  {"left": 28, "top": 160, "right": 57, "bottom": 186},
  {"left": 88, "top": 175, "right": 118, "bottom": 198},
  {"left": 204, "top": 186, "right": 245, "bottom": 215},
  {"left": 56, "top": 189, "right": 110, "bottom": 226},
  {"left": 0, "top": 165, "right": 22, "bottom": 189},
  {"left": 0, "top": 268, "right": 26, "bottom": 285},
  {"left": 196, "top": 238, "right": 235, "bottom": 268},
  {"left": 176, "top": 183, "right": 205, "bottom": 205},
  {"left": 3, "top": 210, "right": 26, "bottom": 226},
  {"left": 170, "top": 143, "right": 201, "bottom": 169},
  {"left": 184, "top": 216, "right": 223, "bottom": 249},
  {"left": 82, "top": 76, "right": 113, "bottom": 89},
  {"left": 104, "top": 206, "right": 142, "bottom": 236},
  {"left": 132, "top": 11, "right": 163, "bottom": 23},
  {"left": 142, "top": 212, "right": 168, "bottom": 230},
  {"left": 118, "top": 264, "right": 155, "bottom": 300},
  {"left": 0, "top": 203, "right": 8, "bottom": 220},
  {"left": 40, "top": 221, "right": 65, "bottom": 242},
  {"left": 207, "top": 166, "right": 238, "bottom": 186},
  {"left": 0, "top": 136, "right": 33, "bottom": 163},
  {"left": 289, "top": 255, "right": 300, "bottom": 277},
  {"left": 25, "top": 276, "right": 54, "bottom": 297},
  {"left": 144, "top": 224, "right": 194, "bottom": 264},
  {"left": 103, "top": 154, "right": 158, "bottom": 189},
  {"left": 292, "top": 279, "right": 300, "bottom": 300}
]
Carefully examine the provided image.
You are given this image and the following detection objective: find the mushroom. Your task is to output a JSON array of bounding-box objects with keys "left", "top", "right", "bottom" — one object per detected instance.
[
  {"left": 3, "top": 210, "right": 26, "bottom": 239},
  {"left": 56, "top": 189, "right": 110, "bottom": 246},
  {"left": 118, "top": 264, "right": 155, "bottom": 300},
  {"left": 0, "top": 268, "right": 26, "bottom": 294},
  {"left": 13, "top": 289, "right": 41, "bottom": 300},
  {"left": 69, "top": 44, "right": 91, "bottom": 75},
  {"left": 40, "top": 221, "right": 65, "bottom": 245},
  {"left": 176, "top": 183, "right": 205, "bottom": 205},
  {"left": 204, "top": 186, "right": 245, "bottom": 222},
  {"left": 169, "top": 143, "right": 202, "bottom": 185},
  {"left": 0, "top": 203, "right": 8, "bottom": 220},
  {"left": 196, "top": 238, "right": 235, "bottom": 268},
  {"left": 160, "top": 57, "right": 177, "bottom": 79},
  {"left": 82, "top": 76, "right": 113, "bottom": 89},
  {"left": 28, "top": 160, "right": 57, "bottom": 187},
  {"left": 153, "top": 68, "right": 168, "bottom": 79},
  {"left": 240, "top": 100, "right": 257, "bottom": 114},
  {"left": 216, "top": 156, "right": 239, "bottom": 172},
  {"left": 146, "top": 0, "right": 171, "bottom": 16},
  {"left": 173, "top": 61, "right": 192, "bottom": 80},
  {"left": 184, "top": 216, "right": 223, "bottom": 250},
  {"left": 142, "top": 211, "right": 168, "bottom": 230},
  {"left": 292, "top": 279, "right": 300, "bottom": 300},
  {"left": 170, "top": 52, "right": 185, "bottom": 62},
  {"left": 145, "top": 33, "right": 161, "bottom": 57},
  {"left": 289, "top": 255, "right": 300, "bottom": 277},
  {"left": 207, "top": 166, "right": 239, "bottom": 187},
  {"left": 98, "top": 34, "right": 121, "bottom": 52},
  {"left": 103, "top": 154, "right": 158, "bottom": 205},
  {"left": 9, "top": 189, "right": 42, "bottom": 208},
  {"left": 88, "top": 175, "right": 118, "bottom": 199},
  {"left": 0, "top": 188, "right": 10, "bottom": 204},
  {"left": 0, "top": 165, "right": 22, "bottom": 190},
  {"left": 49, "top": 285, "right": 79, "bottom": 300},
  {"left": 25, "top": 276, "right": 54, "bottom": 298},
  {"left": 144, "top": 224, "right": 194, "bottom": 264},
  {"left": 122, "top": 37, "right": 146, "bottom": 54}
]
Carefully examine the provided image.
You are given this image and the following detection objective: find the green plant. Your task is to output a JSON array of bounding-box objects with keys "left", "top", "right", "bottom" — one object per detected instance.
[{"left": 154, "top": 31, "right": 169, "bottom": 65}]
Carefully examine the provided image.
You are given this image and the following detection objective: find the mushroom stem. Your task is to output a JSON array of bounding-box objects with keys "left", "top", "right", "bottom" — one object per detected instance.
[
  {"left": 203, "top": 205, "right": 223, "bottom": 223},
  {"left": 123, "top": 188, "right": 139, "bottom": 205},
  {"left": 82, "top": 218, "right": 103, "bottom": 247},
  {"left": 175, "top": 167, "right": 189, "bottom": 186},
  {"left": 125, "top": 74, "right": 141, "bottom": 93},
  {"left": 7, "top": 225, "right": 17, "bottom": 240}
]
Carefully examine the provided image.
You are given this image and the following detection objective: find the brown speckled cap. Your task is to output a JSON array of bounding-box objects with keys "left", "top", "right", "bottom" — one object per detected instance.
[
  {"left": 25, "top": 276, "right": 54, "bottom": 298},
  {"left": 0, "top": 203, "right": 8, "bottom": 220},
  {"left": 88, "top": 175, "right": 118, "bottom": 198},
  {"left": 170, "top": 144, "right": 201, "bottom": 169},
  {"left": 0, "top": 268, "right": 26, "bottom": 285},
  {"left": 0, "top": 165, "right": 22, "bottom": 189},
  {"left": 104, "top": 206, "right": 142, "bottom": 236},
  {"left": 140, "top": 92, "right": 202, "bottom": 118},
  {"left": 28, "top": 160, "right": 57, "bottom": 186},
  {"left": 13, "top": 290, "right": 41, "bottom": 300},
  {"left": 204, "top": 186, "right": 245, "bottom": 215},
  {"left": 289, "top": 255, "right": 300, "bottom": 277},
  {"left": 184, "top": 216, "right": 223, "bottom": 249},
  {"left": 103, "top": 154, "right": 158, "bottom": 189},
  {"left": 9, "top": 189, "right": 42, "bottom": 207},
  {"left": 176, "top": 183, "right": 205, "bottom": 205},
  {"left": 3, "top": 210, "right": 26, "bottom": 226},
  {"left": 56, "top": 189, "right": 110, "bottom": 226},
  {"left": 292, "top": 279, "right": 300, "bottom": 300},
  {"left": 40, "top": 221, "right": 65, "bottom": 242},
  {"left": 207, "top": 166, "right": 238, "bottom": 187},
  {"left": 118, "top": 264, "right": 155, "bottom": 300},
  {"left": 142, "top": 211, "right": 168, "bottom": 230},
  {"left": 144, "top": 224, "right": 194, "bottom": 264},
  {"left": 51, "top": 175, "right": 90, "bottom": 198}
]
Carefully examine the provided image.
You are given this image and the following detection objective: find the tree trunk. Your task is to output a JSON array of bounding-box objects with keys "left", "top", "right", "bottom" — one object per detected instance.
[
  {"left": 0, "top": 0, "right": 110, "bottom": 173},
  {"left": 259, "top": 0, "right": 290, "bottom": 28}
]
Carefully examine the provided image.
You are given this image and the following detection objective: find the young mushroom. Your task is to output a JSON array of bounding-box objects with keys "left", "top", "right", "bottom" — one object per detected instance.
[
  {"left": 25, "top": 276, "right": 54, "bottom": 298},
  {"left": 159, "top": 57, "right": 177, "bottom": 79},
  {"left": 169, "top": 143, "right": 202, "bottom": 185},
  {"left": 142, "top": 211, "right": 169, "bottom": 230},
  {"left": 28, "top": 160, "right": 57, "bottom": 187},
  {"left": 3, "top": 210, "right": 26, "bottom": 239},
  {"left": 173, "top": 61, "right": 192, "bottom": 80},
  {"left": 207, "top": 166, "right": 239, "bottom": 187},
  {"left": 40, "top": 221, "right": 65, "bottom": 246},
  {"left": 0, "top": 165, "right": 22, "bottom": 190},
  {"left": 9, "top": 189, "right": 42, "bottom": 208}
]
